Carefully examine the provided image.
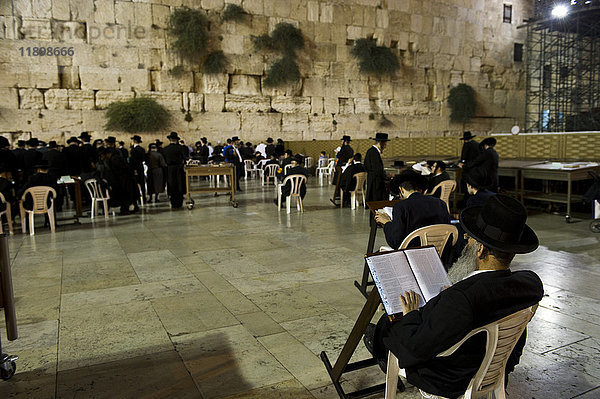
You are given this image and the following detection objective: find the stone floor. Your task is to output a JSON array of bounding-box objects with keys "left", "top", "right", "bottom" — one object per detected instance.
[{"left": 1, "top": 177, "right": 599, "bottom": 399}]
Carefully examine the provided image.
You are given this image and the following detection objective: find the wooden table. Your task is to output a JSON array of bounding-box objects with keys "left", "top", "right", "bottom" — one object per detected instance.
[
  {"left": 520, "top": 162, "right": 600, "bottom": 221},
  {"left": 497, "top": 159, "right": 546, "bottom": 196},
  {"left": 58, "top": 177, "right": 83, "bottom": 222},
  {"left": 184, "top": 164, "right": 238, "bottom": 209}
]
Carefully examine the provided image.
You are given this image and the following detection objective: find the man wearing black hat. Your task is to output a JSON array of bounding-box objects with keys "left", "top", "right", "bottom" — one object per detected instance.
[
  {"left": 12, "top": 140, "right": 27, "bottom": 181},
  {"left": 463, "top": 137, "right": 499, "bottom": 191},
  {"left": 365, "top": 195, "right": 543, "bottom": 398},
  {"left": 458, "top": 131, "right": 480, "bottom": 169},
  {"left": 0, "top": 137, "right": 17, "bottom": 182},
  {"left": 224, "top": 136, "right": 244, "bottom": 191},
  {"left": 333, "top": 135, "right": 354, "bottom": 194},
  {"left": 42, "top": 141, "right": 68, "bottom": 178},
  {"left": 97, "top": 147, "right": 138, "bottom": 215},
  {"left": 63, "top": 136, "right": 83, "bottom": 177},
  {"left": 277, "top": 154, "right": 309, "bottom": 205},
  {"left": 19, "top": 159, "right": 62, "bottom": 211},
  {"left": 162, "top": 132, "right": 187, "bottom": 209},
  {"left": 79, "top": 132, "right": 96, "bottom": 173},
  {"left": 464, "top": 167, "right": 495, "bottom": 208},
  {"left": 23, "top": 138, "right": 43, "bottom": 180},
  {"left": 339, "top": 153, "right": 366, "bottom": 206},
  {"left": 198, "top": 137, "right": 209, "bottom": 164},
  {"left": 364, "top": 132, "right": 390, "bottom": 202},
  {"left": 130, "top": 135, "right": 146, "bottom": 203},
  {"left": 265, "top": 137, "right": 275, "bottom": 158},
  {"left": 426, "top": 160, "right": 451, "bottom": 198},
  {"left": 375, "top": 170, "right": 450, "bottom": 250}
]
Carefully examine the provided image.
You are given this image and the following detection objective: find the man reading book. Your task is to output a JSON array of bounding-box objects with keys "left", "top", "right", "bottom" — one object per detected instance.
[
  {"left": 374, "top": 170, "right": 451, "bottom": 250},
  {"left": 365, "top": 194, "right": 544, "bottom": 398}
]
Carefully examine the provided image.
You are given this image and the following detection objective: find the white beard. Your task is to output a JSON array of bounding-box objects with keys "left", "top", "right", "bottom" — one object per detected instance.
[{"left": 448, "top": 242, "right": 479, "bottom": 284}]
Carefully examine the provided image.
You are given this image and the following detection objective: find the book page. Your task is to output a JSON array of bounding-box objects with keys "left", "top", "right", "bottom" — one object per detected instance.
[
  {"left": 366, "top": 252, "right": 424, "bottom": 315},
  {"left": 405, "top": 247, "right": 450, "bottom": 302},
  {"left": 376, "top": 207, "right": 394, "bottom": 220}
]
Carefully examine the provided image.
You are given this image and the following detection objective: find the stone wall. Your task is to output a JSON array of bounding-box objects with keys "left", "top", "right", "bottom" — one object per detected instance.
[{"left": 0, "top": 0, "right": 531, "bottom": 145}]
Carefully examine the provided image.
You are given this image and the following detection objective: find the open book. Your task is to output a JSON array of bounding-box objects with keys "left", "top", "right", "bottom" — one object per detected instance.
[
  {"left": 366, "top": 246, "right": 450, "bottom": 318},
  {"left": 375, "top": 206, "right": 393, "bottom": 220}
]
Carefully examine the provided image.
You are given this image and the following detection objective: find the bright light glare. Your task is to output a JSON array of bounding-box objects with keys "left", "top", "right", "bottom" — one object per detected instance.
[{"left": 551, "top": 5, "right": 569, "bottom": 18}]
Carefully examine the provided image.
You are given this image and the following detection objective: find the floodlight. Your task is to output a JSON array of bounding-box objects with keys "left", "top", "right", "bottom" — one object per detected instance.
[{"left": 551, "top": 4, "right": 569, "bottom": 17}]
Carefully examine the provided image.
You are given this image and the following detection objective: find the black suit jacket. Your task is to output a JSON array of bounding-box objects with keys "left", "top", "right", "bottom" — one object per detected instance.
[
  {"left": 383, "top": 192, "right": 451, "bottom": 249},
  {"left": 364, "top": 146, "right": 387, "bottom": 201},
  {"left": 280, "top": 165, "right": 309, "bottom": 199},
  {"left": 465, "top": 189, "right": 495, "bottom": 208},
  {"left": 23, "top": 149, "right": 43, "bottom": 178},
  {"left": 427, "top": 171, "right": 451, "bottom": 197},
  {"left": 130, "top": 146, "right": 146, "bottom": 173},
  {"left": 63, "top": 145, "right": 82, "bottom": 176},
  {"left": 382, "top": 270, "right": 543, "bottom": 398},
  {"left": 464, "top": 148, "right": 499, "bottom": 190},
  {"left": 336, "top": 144, "right": 354, "bottom": 166},
  {"left": 42, "top": 149, "right": 68, "bottom": 177},
  {"left": 340, "top": 162, "right": 366, "bottom": 192},
  {"left": 460, "top": 140, "right": 480, "bottom": 164}
]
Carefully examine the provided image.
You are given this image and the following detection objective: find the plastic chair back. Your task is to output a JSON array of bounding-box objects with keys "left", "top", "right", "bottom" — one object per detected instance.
[
  {"left": 428, "top": 180, "right": 456, "bottom": 212},
  {"left": 399, "top": 224, "right": 458, "bottom": 256},
  {"left": 0, "top": 192, "right": 13, "bottom": 235}
]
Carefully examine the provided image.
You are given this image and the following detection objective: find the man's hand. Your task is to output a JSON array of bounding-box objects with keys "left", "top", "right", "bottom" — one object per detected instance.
[
  {"left": 400, "top": 290, "right": 420, "bottom": 314},
  {"left": 374, "top": 212, "right": 391, "bottom": 225},
  {"left": 458, "top": 162, "right": 464, "bottom": 168}
]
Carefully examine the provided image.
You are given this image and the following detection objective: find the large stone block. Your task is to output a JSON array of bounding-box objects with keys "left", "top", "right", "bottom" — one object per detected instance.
[
  {"left": 240, "top": 113, "right": 281, "bottom": 134},
  {"left": 21, "top": 18, "right": 52, "bottom": 40},
  {"left": 311, "top": 96, "right": 323, "bottom": 114},
  {"left": 70, "top": 0, "right": 93, "bottom": 21},
  {"left": 115, "top": 1, "right": 134, "bottom": 25},
  {"left": 94, "top": 0, "right": 115, "bottom": 24},
  {"left": 201, "top": 0, "right": 224, "bottom": 10},
  {"left": 376, "top": 9, "right": 389, "bottom": 28},
  {"left": 79, "top": 66, "right": 120, "bottom": 90},
  {"left": 120, "top": 69, "right": 150, "bottom": 91},
  {"left": 134, "top": 2, "right": 152, "bottom": 27},
  {"left": 0, "top": 88, "right": 19, "bottom": 109},
  {"left": 66, "top": 89, "right": 95, "bottom": 110},
  {"left": 229, "top": 75, "right": 261, "bottom": 96},
  {"left": 14, "top": 0, "right": 33, "bottom": 17},
  {"left": 271, "top": 96, "right": 311, "bottom": 113},
  {"left": 202, "top": 74, "right": 229, "bottom": 94},
  {"left": 221, "top": 34, "right": 246, "bottom": 55},
  {"left": 151, "top": 4, "right": 170, "bottom": 28},
  {"left": 188, "top": 93, "right": 204, "bottom": 112},
  {"left": 309, "top": 114, "right": 335, "bottom": 135},
  {"left": 307, "top": 1, "right": 319, "bottom": 22},
  {"left": 319, "top": 3, "right": 333, "bottom": 23},
  {"left": 282, "top": 113, "right": 308, "bottom": 134},
  {"left": 301, "top": 78, "right": 324, "bottom": 97},
  {"left": 52, "top": 0, "right": 70, "bottom": 20},
  {"left": 19, "top": 89, "right": 45, "bottom": 109},
  {"left": 339, "top": 97, "right": 354, "bottom": 114},
  {"left": 204, "top": 93, "right": 225, "bottom": 112},
  {"left": 156, "top": 70, "right": 193, "bottom": 92},
  {"left": 323, "top": 97, "right": 338, "bottom": 114},
  {"left": 95, "top": 90, "right": 134, "bottom": 109},
  {"left": 139, "top": 92, "right": 183, "bottom": 110},
  {"left": 353, "top": 98, "right": 372, "bottom": 114},
  {"left": 33, "top": 0, "right": 52, "bottom": 18},
  {"left": 242, "top": 0, "right": 263, "bottom": 15},
  {"left": 195, "top": 112, "right": 240, "bottom": 134},
  {"left": 225, "top": 94, "right": 270, "bottom": 112},
  {"left": 40, "top": 109, "right": 86, "bottom": 132},
  {"left": 45, "top": 88, "right": 69, "bottom": 109}
]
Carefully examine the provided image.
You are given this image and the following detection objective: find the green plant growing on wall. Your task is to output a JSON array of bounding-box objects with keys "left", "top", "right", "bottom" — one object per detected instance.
[
  {"left": 351, "top": 38, "right": 399, "bottom": 76},
  {"left": 169, "top": 8, "right": 210, "bottom": 63},
  {"left": 264, "top": 56, "right": 300, "bottom": 88},
  {"left": 203, "top": 51, "right": 227, "bottom": 74},
  {"left": 105, "top": 97, "right": 170, "bottom": 133},
  {"left": 448, "top": 83, "right": 476, "bottom": 123},
  {"left": 221, "top": 4, "right": 246, "bottom": 22},
  {"left": 252, "top": 23, "right": 304, "bottom": 88}
]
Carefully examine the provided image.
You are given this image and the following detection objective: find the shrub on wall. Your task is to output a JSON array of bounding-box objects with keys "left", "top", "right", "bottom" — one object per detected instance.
[
  {"left": 448, "top": 83, "right": 476, "bottom": 123},
  {"left": 169, "top": 8, "right": 209, "bottom": 63},
  {"left": 105, "top": 97, "right": 170, "bottom": 133},
  {"left": 221, "top": 4, "right": 246, "bottom": 22},
  {"left": 351, "top": 39, "right": 399, "bottom": 76},
  {"left": 203, "top": 51, "right": 227, "bottom": 74},
  {"left": 253, "top": 23, "right": 304, "bottom": 88}
]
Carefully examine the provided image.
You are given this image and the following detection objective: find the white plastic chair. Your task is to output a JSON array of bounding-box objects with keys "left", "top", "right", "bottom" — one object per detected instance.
[
  {"left": 304, "top": 156, "right": 313, "bottom": 169},
  {"left": 244, "top": 160, "right": 258, "bottom": 179},
  {"left": 19, "top": 186, "right": 57, "bottom": 235},
  {"left": 0, "top": 192, "right": 14, "bottom": 235},
  {"left": 84, "top": 179, "right": 110, "bottom": 220},
  {"left": 263, "top": 164, "right": 279, "bottom": 187},
  {"left": 427, "top": 180, "right": 457, "bottom": 212},
  {"left": 340, "top": 171, "right": 367, "bottom": 209},
  {"left": 318, "top": 160, "right": 335, "bottom": 186},
  {"left": 380, "top": 224, "right": 458, "bottom": 255},
  {"left": 385, "top": 305, "right": 539, "bottom": 399},
  {"left": 284, "top": 164, "right": 293, "bottom": 175},
  {"left": 277, "top": 174, "right": 307, "bottom": 214}
]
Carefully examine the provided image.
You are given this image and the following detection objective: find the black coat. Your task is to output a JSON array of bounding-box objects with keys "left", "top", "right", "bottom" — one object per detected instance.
[
  {"left": 130, "top": 146, "right": 146, "bottom": 173},
  {"left": 427, "top": 171, "right": 451, "bottom": 197},
  {"left": 80, "top": 143, "right": 96, "bottom": 173},
  {"left": 464, "top": 148, "right": 499, "bottom": 191},
  {"left": 383, "top": 192, "right": 451, "bottom": 250},
  {"left": 340, "top": 162, "right": 366, "bottom": 192},
  {"left": 382, "top": 270, "right": 543, "bottom": 398},
  {"left": 62, "top": 144, "right": 82, "bottom": 176},
  {"left": 265, "top": 144, "right": 276, "bottom": 158},
  {"left": 23, "top": 148, "right": 43, "bottom": 178},
  {"left": 460, "top": 140, "right": 480, "bottom": 165},
  {"left": 102, "top": 153, "right": 137, "bottom": 206},
  {"left": 336, "top": 144, "right": 354, "bottom": 166},
  {"left": 0, "top": 177, "right": 15, "bottom": 212},
  {"left": 280, "top": 165, "right": 309, "bottom": 199},
  {"left": 42, "top": 149, "right": 68, "bottom": 177},
  {"left": 465, "top": 189, "right": 495, "bottom": 208},
  {"left": 0, "top": 148, "right": 18, "bottom": 179},
  {"left": 364, "top": 146, "right": 387, "bottom": 202},
  {"left": 162, "top": 143, "right": 186, "bottom": 196}
]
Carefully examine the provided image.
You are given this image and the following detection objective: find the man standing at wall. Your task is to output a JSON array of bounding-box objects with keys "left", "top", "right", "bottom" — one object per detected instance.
[
  {"left": 364, "top": 132, "right": 390, "bottom": 203},
  {"left": 163, "top": 132, "right": 187, "bottom": 209},
  {"left": 130, "top": 135, "right": 146, "bottom": 204}
]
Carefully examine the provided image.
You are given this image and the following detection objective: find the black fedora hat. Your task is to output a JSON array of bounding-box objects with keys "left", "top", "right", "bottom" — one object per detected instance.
[
  {"left": 372, "top": 132, "right": 390, "bottom": 141},
  {"left": 167, "top": 132, "right": 179, "bottom": 141},
  {"left": 131, "top": 135, "right": 142, "bottom": 143},
  {"left": 48, "top": 140, "right": 58, "bottom": 149},
  {"left": 231, "top": 136, "right": 240, "bottom": 142},
  {"left": 460, "top": 194, "right": 539, "bottom": 254},
  {"left": 481, "top": 137, "right": 497, "bottom": 147},
  {"left": 460, "top": 131, "right": 476, "bottom": 140},
  {"left": 66, "top": 136, "right": 79, "bottom": 144},
  {"left": 463, "top": 168, "right": 491, "bottom": 190},
  {"left": 389, "top": 170, "right": 429, "bottom": 194},
  {"left": 105, "top": 136, "right": 116, "bottom": 143},
  {"left": 27, "top": 138, "right": 40, "bottom": 147},
  {"left": 0, "top": 136, "right": 9, "bottom": 148},
  {"left": 266, "top": 137, "right": 274, "bottom": 143},
  {"left": 79, "top": 131, "right": 91, "bottom": 140},
  {"left": 293, "top": 154, "right": 304, "bottom": 164},
  {"left": 341, "top": 135, "right": 352, "bottom": 142}
]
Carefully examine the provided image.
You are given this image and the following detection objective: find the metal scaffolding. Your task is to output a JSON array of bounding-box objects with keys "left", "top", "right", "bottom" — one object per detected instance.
[{"left": 525, "top": 1, "right": 600, "bottom": 132}]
